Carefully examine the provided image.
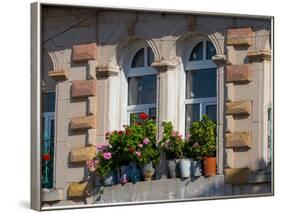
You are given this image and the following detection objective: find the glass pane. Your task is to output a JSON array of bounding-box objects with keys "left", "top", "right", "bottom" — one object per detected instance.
[
  {"left": 149, "top": 107, "right": 156, "bottom": 121},
  {"left": 147, "top": 47, "right": 154, "bottom": 66},
  {"left": 42, "top": 92, "right": 56, "bottom": 112},
  {"left": 130, "top": 112, "right": 143, "bottom": 125},
  {"left": 186, "top": 68, "right": 216, "bottom": 99},
  {"left": 128, "top": 75, "right": 157, "bottom": 105},
  {"left": 206, "top": 105, "right": 217, "bottom": 122},
  {"left": 185, "top": 104, "right": 200, "bottom": 133},
  {"left": 131, "top": 48, "right": 145, "bottom": 68},
  {"left": 206, "top": 41, "right": 216, "bottom": 60},
  {"left": 189, "top": 42, "right": 203, "bottom": 61}
]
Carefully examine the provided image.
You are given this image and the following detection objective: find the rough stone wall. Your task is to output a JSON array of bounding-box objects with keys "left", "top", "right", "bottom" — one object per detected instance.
[{"left": 41, "top": 6, "right": 272, "bottom": 207}]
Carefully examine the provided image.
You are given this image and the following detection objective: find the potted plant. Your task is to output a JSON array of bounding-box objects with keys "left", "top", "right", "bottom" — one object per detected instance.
[
  {"left": 159, "top": 121, "right": 191, "bottom": 178},
  {"left": 189, "top": 115, "right": 216, "bottom": 177}
]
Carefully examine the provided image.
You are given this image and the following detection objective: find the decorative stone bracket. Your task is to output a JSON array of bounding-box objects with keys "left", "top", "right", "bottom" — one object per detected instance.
[
  {"left": 70, "top": 115, "right": 96, "bottom": 130},
  {"left": 227, "top": 27, "right": 253, "bottom": 46},
  {"left": 248, "top": 49, "right": 271, "bottom": 61},
  {"left": 69, "top": 146, "right": 96, "bottom": 163},
  {"left": 71, "top": 79, "right": 97, "bottom": 98},
  {"left": 226, "top": 132, "right": 252, "bottom": 149},
  {"left": 151, "top": 59, "right": 179, "bottom": 72},
  {"left": 226, "top": 101, "right": 251, "bottom": 116},
  {"left": 226, "top": 64, "right": 253, "bottom": 84},
  {"left": 96, "top": 65, "right": 119, "bottom": 77}
]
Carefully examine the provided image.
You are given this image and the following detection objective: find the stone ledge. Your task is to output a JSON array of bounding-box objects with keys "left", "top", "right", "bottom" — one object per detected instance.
[
  {"left": 72, "top": 79, "right": 97, "bottom": 98},
  {"left": 247, "top": 49, "right": 271, "bottom": 61},
  {"left": 226, "top": 101, "right": 251, "bottom": 116},
  {"left": 151, "top": 59, "right": 179, "bottom": 72},
  {"left": 42, "top": 189, "right": 64, "bottom": 202},
  {"left": 70, "top": 115, "right": 96, "bottom": 130},
  {"left": 227, "top": 27, "right": 253, "bottom": 46},
  {"left": 225, "top": 168, "right": 250, "bottom": 184},
  {"left": 212, "top": 54, "right": 226, "bottom": 66},
  {"left": 226, "top": 64, "right": 253, "bottom": 84},
  {"left": 48, "top": 69, "right": 69, "bottom": 80},
  {"left": 96, "top": 65, "right": 119, "bottom": 77},
  {"left": 72, "top": 43, "right": 98, "bottom": 62},
  {"left": 69, "top": 146, "right": 96, "bottom": 163},
  {"left": 226, "top": 132, "right": 252, "bottom": 149}
]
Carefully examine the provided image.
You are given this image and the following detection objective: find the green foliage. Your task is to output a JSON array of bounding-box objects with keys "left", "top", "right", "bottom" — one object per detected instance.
[
  {"left": 95, "top": 146, "right": 115, "bottom": 177},
  {"left": 159, "top": 121, "right": 186, "bottom": 159},
  {"left": 189, "top": 115, "right": 217, "bottom": 158}
]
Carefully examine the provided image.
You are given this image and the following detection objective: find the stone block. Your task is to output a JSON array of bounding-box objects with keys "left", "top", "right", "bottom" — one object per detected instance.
[
  {"left": 226, "top": 83, "right": 234, "bottom": 102},
  {"left": 225, "top": 115, "right": 234, "bottom": 133},
  {"left": 87, "top": 128, "right": 97, "bottom": 146},
  {"left": 226, "top": 64, "right": 253, "bottom": 84},
  {"left": 72, "top": 43, "right": 97, "bottom": 62},
  {"left": 48, "top": 69, "right": 69, "bottom": 80},
  {"left": 71, "top": 79, "right": 97, "bottom": 98},
  {"left": 225, "top": 149, "right": 234, "bottom": 168},
  {"left": 226, "top": 101, "right": 251, "bottom": 116},
  {"left": 69, "top": 146, "right": 96, "bottom": 163},
  {"left": 87, "top": 96, "right": 98, "bottom": 115},
  {"left": 42, "top": 189, "right": 64, "bottom": 202},
  {"left": 227, "top": 27, "right": 253, "bottom": 46},
  {"left": 70, "top": 115, "right": 96, "bottom": 130},
  {"left": 226, "top": 132, "right": 252, "bottom": 149},
  {"left": 224, "top": 168, "right": 250, "bottom": 184},
  {"left": 68, "top": 182, "right": 89, "bottom": 198}
]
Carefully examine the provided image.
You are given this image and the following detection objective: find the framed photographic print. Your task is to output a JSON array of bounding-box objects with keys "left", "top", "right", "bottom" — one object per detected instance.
[{"left": 31, "top": 1, "right": 274, "bottom": 211}]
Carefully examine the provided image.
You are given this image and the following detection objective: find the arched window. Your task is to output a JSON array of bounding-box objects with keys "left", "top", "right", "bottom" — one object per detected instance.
[
  {"left": 185, "top": 40, "right": 217, "bottom": 133},
  {"left": 127, "top": 46, "right": 157, "bottom": 124}
]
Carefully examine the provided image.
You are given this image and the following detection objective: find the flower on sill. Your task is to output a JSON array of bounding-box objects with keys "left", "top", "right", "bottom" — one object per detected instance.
[
  {"left": 139, "top": 112, "right": 149, "bottom": 120},
  {"left": 171, "top": 131, "right": 178, "bottom": 137},
  {"left": 125, "top": 129, "right": 131, "bottom": 136},
  {"left": 135, "top": 151, "right": 141, "bottom": 158},
  {"left": 105, "top": 131, "right": 111, "bottom": 139},
  {"left": 178, "top": 134, "right": 183, "bottom": 139},
  {"left": 118, "top": 130, "right": 123, "bottom": 135},
  {"left": 186, "top": 133, "right": 190, "bottom": 141},
  {"left": 143, "top": 137, "right": 150, "bottom": 145},
  {"left": 129, "top": 147, "right": 135, "bottom": 153},
  {"left": 86, "top": 159, "right": 99, "bottom": 171},
  {"left": 192, "top": 142, "right": 200, "bottom": 148},
  {"left": 97, "top": 144, "right": 107, "bottom": 151},
  {"left": 42, "top": 153, "right": 50, "bottom": 161},
  {"left": 103, "top": 152, "right": 112, "bottom": 160},
  {"left": 138, "top": 144, "right": 143, "bottom": 148}
]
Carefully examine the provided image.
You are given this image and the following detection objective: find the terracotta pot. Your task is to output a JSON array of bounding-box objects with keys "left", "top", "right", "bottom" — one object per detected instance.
[{"left": 203, "top": 157, "right": 216, "bottom": 176}]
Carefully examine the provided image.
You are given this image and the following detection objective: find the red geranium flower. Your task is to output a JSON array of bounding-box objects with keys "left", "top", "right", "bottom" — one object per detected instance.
[
  {"left": 139, "top": 112, "right": 149, "bottom": 120},
  {"left": 42, "top": 153, "right": 50, "bottom": 161},
  {"left": 118, "top": 130, "right": 123, "bottom": 135},
  {"left": 129, "top": 147, "right": 135, "bottom": 153}
]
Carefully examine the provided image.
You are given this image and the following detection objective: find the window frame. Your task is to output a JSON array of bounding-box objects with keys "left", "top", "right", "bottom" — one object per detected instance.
[
  {"left": 127, "top": 46, "right": 157, "bottom": 124},
  {"left": 184, "top": 40, "right": 218, "bottom": 134}
]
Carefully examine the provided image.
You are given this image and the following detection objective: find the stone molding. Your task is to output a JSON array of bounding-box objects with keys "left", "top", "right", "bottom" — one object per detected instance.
[
  {"left": 247, "top": 49, "right": 271, "bottom": 61},
  {"left": 212, "top": 54, "right": 226, "bottom": 66},
  {"left": 72, "top": 43, "right": 98, "bottom": 62},
  {"left": 48, "top": 69, "right": 69, "bottom": 80},
  {"left": 96, "top": 65, "right": 119, "bottom": 77},
  {"left": 226, "top": 64, "right": 253, "bottom": 84},
  {"left": 151, "top": 59, "right": 179, "bottom": 72},
  {"left": 227, "top": 27, "right": 253, "bottom": 46}
]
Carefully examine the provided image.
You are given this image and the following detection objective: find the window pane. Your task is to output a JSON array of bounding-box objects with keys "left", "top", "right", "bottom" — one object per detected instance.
[
  {"left": 42, "top": 92, "right": 56, "bottom": 112},
  {"left": 128, "top": 75, "right": 157, "bottom": 105},
  {"left": 186, "top": 68, "right": 216, "bottom": 99},
  {"left": 147, "top": 47, "right": 154, "bottom": 66},
  {"left": 189, "top": 42, "right": 203, "bottom": 61},
  {"left": 130, "top": 112, "right": 142, "bottom": 125},
  {"left": 149, "top": 107, "right": 156, "bottom": 121},
  {"left": 206, "top": 105, "right": 217, "bottom": 122},
  {"left": 131, "top": 48, "right": 144, "bottom": 68},
  {"left": 206, "top": 41, "right": 216, "bottom": 60},
  {"left": 185, "top": 104, "right": 200, "bottom": 133}
]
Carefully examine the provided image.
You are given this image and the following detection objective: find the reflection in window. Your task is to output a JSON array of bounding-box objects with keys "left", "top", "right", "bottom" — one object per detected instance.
[
  {"left": 185, "top": 104, "right": 200, "bottom": 133},
  {"left": 131, "top": 48, "right": 145, "bottom": 68},
  {"left": 207, "top": 41, "right": 216, "bottom": 60},
  {"left": 189, "top": 42, "right": 203, "bottom": 61}
]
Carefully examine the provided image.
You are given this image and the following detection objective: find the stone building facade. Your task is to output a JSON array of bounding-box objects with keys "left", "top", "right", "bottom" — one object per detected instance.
[{"left": 40, "top": 5, "right": 273, "bottom": 208}]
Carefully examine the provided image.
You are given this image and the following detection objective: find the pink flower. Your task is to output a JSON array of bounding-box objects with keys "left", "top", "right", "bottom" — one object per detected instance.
[
  {"left": 103, "top": 152, "right": 112, "bottom": 160},
  {"left": 192, "top": 142, "right": 200, "bottom": 148},
  {"left": 138, "top": 144, "right": 143, "bottom": 148},
  {"left": 171, "top": 131, "right": 177, "bottom": 137},
  {"left": 186, "top": 133, "right": 190, "bottom": 140},
  {"left": 86, "top": 159, "right": 99, "bottom": 171},
  {"left": 97, "top": 144, "right": 107, "bottom": 151},
  {"left": 143, "top": 137, "right": 150, "bottom": 145},
  {"left": 135, "top": 151, "right": 141, "bottom": 158}
]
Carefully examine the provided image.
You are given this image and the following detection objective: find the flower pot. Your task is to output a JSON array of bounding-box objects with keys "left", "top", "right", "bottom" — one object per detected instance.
[
  {"left": 167, "top": 159, "right": 177, "bottom": 178},
  {"left": 129, "top": 162, "right": 141, "bottom": 184},
  {"left": 179, "top": 158, "right": 191, "bottom": 178},
  {"left": 120, "top": 165, "right": 130, "bottom": 184},
  {"left": 103, "top": 171, "right": 117, "bottom": 186},
  {"left": 203, "top": 157, "right": 216, "bottom": 177},
  {"left": 142, "top": 162, "right": 155, "bottom": 181},
  {"left": 191, "top": 160, "right": 202, "bottom": 177}
]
